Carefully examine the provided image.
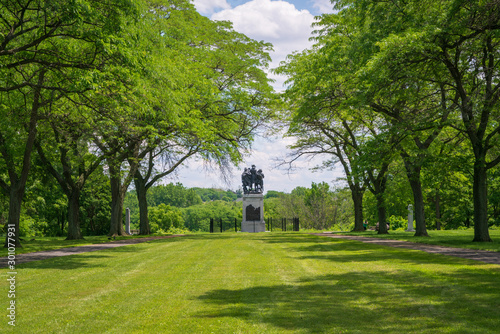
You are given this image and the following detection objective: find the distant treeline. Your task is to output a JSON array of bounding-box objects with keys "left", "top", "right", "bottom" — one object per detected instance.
[{"left": 123, "top": 183, "right": 242, "bottom": 233}]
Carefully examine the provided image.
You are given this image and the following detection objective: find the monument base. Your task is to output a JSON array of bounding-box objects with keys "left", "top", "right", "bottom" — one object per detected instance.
[
  {"left": 241, "top": 193, "right": 266, "bottom": 233},
  {"left": 241, "top": 221, "right": 266, "bottom": 233}
]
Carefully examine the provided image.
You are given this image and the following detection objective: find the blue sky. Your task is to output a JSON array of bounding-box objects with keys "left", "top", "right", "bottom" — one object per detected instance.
[{"left": 172, "top": 1, "right": 342, "bottom": 193}]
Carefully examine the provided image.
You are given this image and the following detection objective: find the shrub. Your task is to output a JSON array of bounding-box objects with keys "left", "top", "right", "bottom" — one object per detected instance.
[
  {"left": 19, "top": 214, "right": 36, "bottom": 237},
  {"left": 387, "top": 215, "right": 407, "bottom": 230},
  {"left": 167, "top": 226, "right": 191, "bottom": 234},
  {"left": 19, "top": 215, "right": 50, "bottom": 237},
  {"left": 149, "top": 204, "right": 183, "bottom": 231}
]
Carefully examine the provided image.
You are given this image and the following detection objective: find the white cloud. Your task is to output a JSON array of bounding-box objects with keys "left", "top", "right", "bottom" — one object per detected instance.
[
  {"left": 311, "top": 0, "right": 335, "bottom": 14},
  {"left": 212, "top": 0, "right": 313, "bottom": 42},
  {"left": 192, "top": 0, "right": 231, "bottom": 15},
  {"left": 211, "top": 0, "right": 316, "bottom": 90}
]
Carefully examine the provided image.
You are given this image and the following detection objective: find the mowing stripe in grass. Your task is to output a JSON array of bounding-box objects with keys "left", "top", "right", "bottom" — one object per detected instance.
[{"left": 1, "top": 233, "right": 499, "bottom": 334}]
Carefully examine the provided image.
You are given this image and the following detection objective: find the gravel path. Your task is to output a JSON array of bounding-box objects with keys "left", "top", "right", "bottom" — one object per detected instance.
[
  {"left": 311, "top": 233, "right": 500, "bottom": 265},
  {"left": 0, "top": 235, "right": 185, "bottom": 268}
]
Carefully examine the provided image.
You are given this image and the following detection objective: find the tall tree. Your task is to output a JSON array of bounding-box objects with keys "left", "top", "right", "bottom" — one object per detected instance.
[
  {"left": 126, "top": 1, "right": 276, "bottom": 235},
  {"left": 276, "top": 43, "right": 377, "bottom": 231},
  {"left": 347, "top": 0, "right": 500, "bottom": 241},
  {"left": 134, "top": 145, "right": 198, "bottom": 235},
  {"left": 0, "top": 0, "right": 136, "bottom": 246},
  {"left": 34, "top": 107, "right": 112, "bottom": 239}
]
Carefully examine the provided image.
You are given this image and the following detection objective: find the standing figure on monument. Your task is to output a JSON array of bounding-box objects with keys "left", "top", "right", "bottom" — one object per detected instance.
[
  {"left": 250, "top": 165, "right": 257, "bottom": 191},
  {"left": 255, "top": 169, "right": 264, "bottom": 193},
  {"left": 241, "top": 168, "right": 252, "bottom": 194}
]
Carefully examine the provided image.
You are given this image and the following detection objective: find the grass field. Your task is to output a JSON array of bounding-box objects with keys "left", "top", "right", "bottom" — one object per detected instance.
[{"left": 1, "top": 233, "right": 499, "bottom": 333}]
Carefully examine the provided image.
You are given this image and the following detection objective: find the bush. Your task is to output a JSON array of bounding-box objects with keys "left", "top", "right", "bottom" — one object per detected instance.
[
  {"left": 149, "top": 204, "right": 183, "bottom": 232},
  {"left": 387, "top": 215, "right": 407, "bottom": 230},
  {"left": 153, "top": 228, "right": 169, "bottom": 236},
  {"left": 19, "top": 215, "right": 36, "bottom": 237},
  {"left": 167, "top": 226, "right": 191, "bottom": 234}
]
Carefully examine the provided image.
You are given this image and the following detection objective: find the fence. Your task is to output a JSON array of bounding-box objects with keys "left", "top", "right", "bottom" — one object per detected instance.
[{"left": 209, "top": 217, "right": 300, "bottom": 233}]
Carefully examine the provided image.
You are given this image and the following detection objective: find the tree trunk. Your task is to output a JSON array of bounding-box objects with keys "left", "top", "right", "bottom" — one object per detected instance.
[
  {"left": 4, "top": 183, "right": 24, "bottom": 248},
  {"left": 1, "top": 71, "right": 44, "bottom": 248},
  {"left": 109, "top": 172, "right": 127, "bottom": 236},
  {"left": 409, "top": 180, "right": 428, "bottom": 237},
  {"left": 472, "top": 156, "right": 492, "bottom": 242},
  {"left": 351, "top": 187, "right": 364, "bottom": 231},
  {"left": 66, "top": 189, "right": 83, "bottom": 240},
  {"left": 368, "top": 164, "right": 389, "bottom": 235},
  {"left": 410, "top": 179, "right": 429, "bottom": 237},
  {"left": 134, "top": 173, "right": 151, "bottom": 235}
]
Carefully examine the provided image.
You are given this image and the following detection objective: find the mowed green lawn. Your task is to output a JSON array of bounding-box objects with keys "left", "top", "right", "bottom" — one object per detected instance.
[{"left": 1, "top": 233, "right": 499, "bottom": 333}]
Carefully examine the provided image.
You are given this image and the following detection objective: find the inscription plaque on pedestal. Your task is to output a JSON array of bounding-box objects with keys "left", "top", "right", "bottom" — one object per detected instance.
[{"left": 246, "top": 205, "right": 261, "bottom": 221}]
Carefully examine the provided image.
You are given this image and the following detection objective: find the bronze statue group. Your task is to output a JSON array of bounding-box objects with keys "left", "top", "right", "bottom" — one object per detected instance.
[{"left": 241, "top": 165, "right": 264, "bottom": 194}]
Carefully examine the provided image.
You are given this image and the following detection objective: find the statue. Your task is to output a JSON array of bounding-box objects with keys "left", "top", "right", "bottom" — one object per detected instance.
[
  {"left": 241, "top": 165, "right": 264, "bottom": 194},
  {"left": 255, "top": 169, "right": 264, "bottom": 192},
  {"left": 242, "top": 168, "right": 252, "bottom": 194}
]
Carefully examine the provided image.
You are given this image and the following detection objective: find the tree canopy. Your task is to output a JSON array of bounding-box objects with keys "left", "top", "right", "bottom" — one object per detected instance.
[
  {"left": 0, "top": 0, "right": 276, "bottom": 244},
  {"left": 277, "top": 0, "right": 500, "bottom": 241}
]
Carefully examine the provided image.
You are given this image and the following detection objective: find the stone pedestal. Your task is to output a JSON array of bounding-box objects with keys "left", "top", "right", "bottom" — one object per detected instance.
[
  {"left": 125, "top": 208, "right": 131, "bottom": 234},
  {"left": 241, "top": 193, "right": 266, "bottom": 232},
  {"left": 406, "top": 204, "right": 415, "bottom": 232}
]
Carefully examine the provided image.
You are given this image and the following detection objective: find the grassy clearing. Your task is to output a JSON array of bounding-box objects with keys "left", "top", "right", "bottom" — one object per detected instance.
[
  {"left": 1, "top": 233, "right": 499, "bottom": 333},
  {"left": 341, "top": 230, "right": 500, "bottom": 252}
]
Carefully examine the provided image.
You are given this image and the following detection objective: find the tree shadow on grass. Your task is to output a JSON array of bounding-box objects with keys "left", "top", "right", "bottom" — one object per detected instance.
[
  {"left": 12, "top": 254, "right": 112, "bottom": 270},
  {"left": 254, "top": 233, "right": 332, "bottom": 245},
  {"left": 6, "top": 244, "right": 142, "bottom": 270},
  {"left": 195, "top": 268, "right": 500, "bottom": 334}
]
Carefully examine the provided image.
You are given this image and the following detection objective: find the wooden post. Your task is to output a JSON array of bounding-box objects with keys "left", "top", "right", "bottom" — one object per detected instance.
[
  {"left": 220, "top": 218, "right": 223, "bottom": 233},
  {"left": 210, "top": 218, "right": 214, "bottom": 233}
]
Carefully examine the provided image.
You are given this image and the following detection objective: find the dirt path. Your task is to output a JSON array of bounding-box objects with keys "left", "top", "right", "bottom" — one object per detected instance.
[
  {"left": 0, "top": 235, "right": 185, "bottom": 268},
  {"left": 311, "top": 233, "right": 500, "bottom": 265}
]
